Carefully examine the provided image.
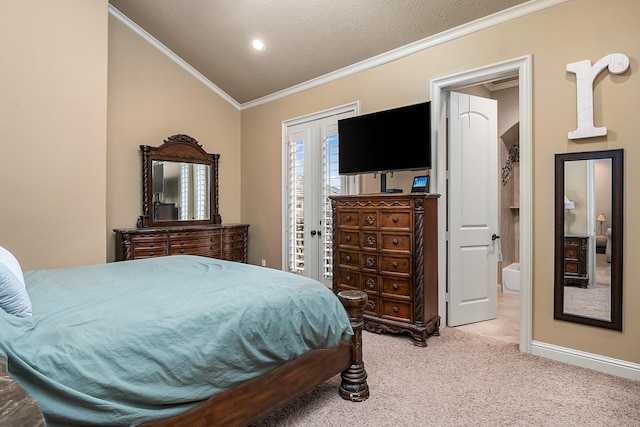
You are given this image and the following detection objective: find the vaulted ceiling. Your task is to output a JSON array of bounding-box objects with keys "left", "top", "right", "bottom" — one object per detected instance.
[{"left": 109, "top": 0, "right": 529, "bottom": 105}]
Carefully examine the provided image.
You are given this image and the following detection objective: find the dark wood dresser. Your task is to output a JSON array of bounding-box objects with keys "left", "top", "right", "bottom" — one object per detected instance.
[
  {"left": 330, "top": 193, "right": 439, "bottom": 346},
  {"left": 564, "top": 235, "right": 589, "bottom": 288},
  {"left": 114, "top": 224, "right": 249, "bottom": 263},
  {"left": 115, "top": 135, "right": 248, "bottom": 264}
]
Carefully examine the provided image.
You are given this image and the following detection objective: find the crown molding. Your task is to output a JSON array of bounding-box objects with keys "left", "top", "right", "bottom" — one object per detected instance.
[
  {"left": 108, "top": 5, "right": 241, "bottom": 111},
  {"left": 109, "top": 1, "right": 569, "bottom": 111},
  {"left": 242, "top": 0, "right": 568, "bottom": 109}
]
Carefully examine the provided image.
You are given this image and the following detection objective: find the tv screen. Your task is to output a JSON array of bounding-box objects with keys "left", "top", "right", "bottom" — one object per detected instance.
[{"left": 338, "top": 101, "right": 431, "bottom": 175}]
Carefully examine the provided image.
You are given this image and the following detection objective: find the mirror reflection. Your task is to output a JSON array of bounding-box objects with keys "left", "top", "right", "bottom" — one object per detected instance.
[
  {"left": 152, "top": 160, "right": 211, "bottom": 222},
  {"left": 562, "top": 158, "right": 611, "bottom": 320},
  {"left": 554, "top": 149, "right": 623, "bottom": 330}
]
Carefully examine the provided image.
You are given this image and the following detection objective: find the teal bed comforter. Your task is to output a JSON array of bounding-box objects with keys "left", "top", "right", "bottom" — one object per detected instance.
[{"left": 0, "top": 256, "right": 352, "bottom": 426}]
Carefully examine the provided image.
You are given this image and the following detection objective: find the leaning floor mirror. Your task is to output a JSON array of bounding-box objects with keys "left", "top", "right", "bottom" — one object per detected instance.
[{"left": 554, "top": 149, "right": 623, "bottom": 330}]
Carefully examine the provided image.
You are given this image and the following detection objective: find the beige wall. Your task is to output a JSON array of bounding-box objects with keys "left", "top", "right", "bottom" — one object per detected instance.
[
  {"left": 0, "top": 4, "right": 241, "bottom": 269},
  {"left": 0, "top": 1, "right": 108, "bottom": 270},
  {"left": 565, "top": 161, "right": 588, "bottom": 235},
  {"left": 241, "top": 0, "right": 640, "bottom": 363},
  {"left": 106, "top": 14, "right": 242, "bottom": 262},
  {"left": 360, "top": 170, "right": 430, "bottom": 194}
]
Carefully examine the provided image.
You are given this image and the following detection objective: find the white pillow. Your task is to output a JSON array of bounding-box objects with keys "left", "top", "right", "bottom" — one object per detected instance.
[
  {"left": 0, "top": 245, "right": 31, "bottom": 317},
  {"left": 0, "top": 245, "right": 26, "bottom": 287},
  {"left": 0, "top": 263, "right": 32, "bottom": 317}
]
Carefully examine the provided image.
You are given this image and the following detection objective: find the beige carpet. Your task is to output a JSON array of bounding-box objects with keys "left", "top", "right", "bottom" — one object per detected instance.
[{"left": 253, "top": 329, "right": 640, "bottom": 426}]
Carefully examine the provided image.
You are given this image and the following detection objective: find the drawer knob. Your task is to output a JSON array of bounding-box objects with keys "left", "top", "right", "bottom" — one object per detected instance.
[
  {"left": 392, "top": 216, "right": 398, "bottom": 222},
  {"left": 149, "top": 251, "right": 154, "bottom": 256},
  {"left": 346, "top": 255, "right": 351, "bottom": 262},
  {"left": 345, "top": 215, "right": 351, "bottom": 221},
  {"left": 181, "top": 240, "right": 184, "bottom": 245},
  {"left": 346, "top": 235, "right": 351, "bottom": 242},
  {"left": 392, "top": 261, "right": 398, "bottom": 268},
  {"left": 346, "top": 275, "right": 351, "bottom": 282},
  {"left": 180, "top": 249, "right": 185, "bottom": 253},
  {"left": 393, "top": 283, "right": 399, "bottom": 290},
  {"left": 393, "top": 306, "right": 399, "bottom": 313},
  {"left": 392, "top": 239, "right": 398, "bottom": 245},
  {"left": 150, "top": 243, "right": 154, "bottom": 248}
]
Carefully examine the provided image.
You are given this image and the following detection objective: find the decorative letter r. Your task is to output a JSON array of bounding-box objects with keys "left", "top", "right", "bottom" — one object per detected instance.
[{"left": 567, "top": 53, "right": 629, "bottom": 140}]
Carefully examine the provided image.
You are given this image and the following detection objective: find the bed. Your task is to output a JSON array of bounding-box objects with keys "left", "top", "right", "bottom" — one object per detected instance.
[{"left": 0, "top": 252, "right": 369, "bottom": 426}]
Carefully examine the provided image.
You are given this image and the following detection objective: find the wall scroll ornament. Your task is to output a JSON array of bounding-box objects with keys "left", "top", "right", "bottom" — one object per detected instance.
[
  {"left": 567, "top": 53, "right": 629, "bottom": 139},
  {"left": 501, "top": 144, "right": 519, "bottom": 186}
]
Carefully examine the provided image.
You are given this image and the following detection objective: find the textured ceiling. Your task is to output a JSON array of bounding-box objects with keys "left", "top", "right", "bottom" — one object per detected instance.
[{"left": 109, "top": 0, "right": 528, "bottom": 104}]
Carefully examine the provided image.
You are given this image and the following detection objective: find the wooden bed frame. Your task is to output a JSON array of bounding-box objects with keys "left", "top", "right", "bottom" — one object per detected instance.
[
  {"left": 139, "top": 290, "right": 369, "bottom": 427},
  {"left": 3, "top": 134, "right": 369, "bottom": 426},
  {"left": 2, "top": 291, "right": 368, "bottom": 426},
  {"left": 131, "top": 136, "right": 369, "bottom": 424},
  {"left": 3, "top": 291, "right": 368, "bottom": 427}
]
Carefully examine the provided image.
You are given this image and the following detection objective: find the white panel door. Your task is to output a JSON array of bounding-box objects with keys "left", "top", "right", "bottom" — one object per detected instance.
[{"left": 448, "top": 92, "right": 499, "bottom": 327}]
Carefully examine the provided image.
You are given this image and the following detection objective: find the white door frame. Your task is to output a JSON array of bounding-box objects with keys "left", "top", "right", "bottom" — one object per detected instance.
[
  {"left": 280, "top": 102, "right": 360, "bottom": 274},
  {"left": 431, "top": 55, "right": 533, "bottom": 353}
]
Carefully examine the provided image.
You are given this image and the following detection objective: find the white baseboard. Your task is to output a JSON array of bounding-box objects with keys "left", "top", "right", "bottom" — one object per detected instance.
[{"left": 532, "top": 341, "right": 640, "bottom": 381}]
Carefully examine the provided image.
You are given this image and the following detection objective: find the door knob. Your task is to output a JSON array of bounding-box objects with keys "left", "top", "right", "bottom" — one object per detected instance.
[
  {"left": 491, "top": 234, "right": 500, "bottom": 241},
  {"left": 311, "top": 230, "right": 317, "bottom": 236}
]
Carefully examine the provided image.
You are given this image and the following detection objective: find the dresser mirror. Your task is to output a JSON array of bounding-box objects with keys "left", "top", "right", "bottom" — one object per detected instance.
[
  {"left": 138, "top": 134, "right": 221, "bottom": 228},
  {"left": 554, "top": 149, "right": 623, "bottom": 330}
]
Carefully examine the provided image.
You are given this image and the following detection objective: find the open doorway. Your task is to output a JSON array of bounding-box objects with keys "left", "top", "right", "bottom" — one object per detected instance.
[
  {"left": 431, "top": 55, "right": 533, "bottom": 353},
  {"left": 452, "top": 82, "right": 520, "bottom": 344}
]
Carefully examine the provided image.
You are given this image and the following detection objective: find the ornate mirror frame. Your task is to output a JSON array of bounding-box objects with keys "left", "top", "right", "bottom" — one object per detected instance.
[
  {"left": 137, "top": 134, "right": 221, "bottom": 228},
  {"left": 554, "top": 149, "right": 623, "bottom": 330}
]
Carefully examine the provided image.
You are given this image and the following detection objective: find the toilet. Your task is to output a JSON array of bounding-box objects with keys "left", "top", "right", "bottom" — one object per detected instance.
[{"left": 502, "top": 263, "right": 520, "bottom": 293}]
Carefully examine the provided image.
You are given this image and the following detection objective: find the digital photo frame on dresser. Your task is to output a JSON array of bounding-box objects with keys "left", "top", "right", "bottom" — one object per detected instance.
[{"left": 411, "top": 175, "right": 429, "bottom": 192}]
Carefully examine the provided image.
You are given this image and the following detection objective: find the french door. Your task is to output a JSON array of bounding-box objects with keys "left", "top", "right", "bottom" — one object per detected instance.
[{"left": 283, "top": 104, "right": 358, "bottom": 286}]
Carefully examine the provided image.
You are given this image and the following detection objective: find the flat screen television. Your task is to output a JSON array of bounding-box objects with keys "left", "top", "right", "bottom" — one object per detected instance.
[{"left": 338, "top": 102, "right": 431, "bottom": 183}]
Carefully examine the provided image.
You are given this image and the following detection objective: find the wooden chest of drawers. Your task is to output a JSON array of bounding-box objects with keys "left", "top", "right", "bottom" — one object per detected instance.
[
  {"left": 114, "top": 224, "right": 249, "bottom": 263},
  {"left": 330, "top": 193, "right": 439, "bottom": 346},
  {"left": 564, "top": 235, "right": 588, "bottom": 288}
]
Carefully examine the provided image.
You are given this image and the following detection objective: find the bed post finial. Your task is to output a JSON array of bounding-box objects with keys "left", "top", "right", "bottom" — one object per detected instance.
[{"left": 337, "top": 290, "right": 370, "bottom": 401}]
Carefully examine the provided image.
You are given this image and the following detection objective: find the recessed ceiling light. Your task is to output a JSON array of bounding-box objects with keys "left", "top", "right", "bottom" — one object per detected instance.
[{"left": 252, "top": 39, "right": 265, "bottom": 52}]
